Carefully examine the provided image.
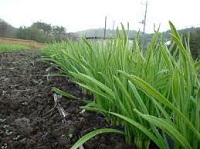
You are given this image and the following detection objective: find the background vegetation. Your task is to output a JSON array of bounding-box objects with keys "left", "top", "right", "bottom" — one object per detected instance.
[
  {"left": 182, "top": 28, "right": 200, "bottom": 59},
  {"left": 0, "top": 18, "right": 199, "bottom": 58},
  {"left": 0, "top": 19, "right": 77, "bottom": 43},
  {"left": 17, "top": 22, "right": 68, "bottom": 43},
  {"left": 0, "top": 18, "right": 17, "bottom": 38}
]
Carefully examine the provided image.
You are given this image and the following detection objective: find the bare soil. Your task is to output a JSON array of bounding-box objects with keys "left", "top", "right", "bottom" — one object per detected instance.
[{"left": 0, "top": 50, "right": 136, "bottom": 149}]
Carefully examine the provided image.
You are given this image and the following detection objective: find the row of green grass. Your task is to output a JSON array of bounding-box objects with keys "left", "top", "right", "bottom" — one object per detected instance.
[
  {"left": 42, "top": 22, "right": 200, "bottom": 149},
  {"left": 0, "top": 42, "right": 31, "bottom": 53}
]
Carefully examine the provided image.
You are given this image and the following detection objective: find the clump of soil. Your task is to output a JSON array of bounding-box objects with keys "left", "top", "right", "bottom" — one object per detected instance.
[{"left": 0, "top": 50, "right": 135, "bottom": 149}]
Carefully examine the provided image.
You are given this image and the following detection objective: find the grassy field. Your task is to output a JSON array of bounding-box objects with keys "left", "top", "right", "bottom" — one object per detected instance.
[
  {"left": 0, "top": 42, "right": 31, "bottom": 53},
  {"left": 0, "top": 37, "right": 46, "bottom": 53}
]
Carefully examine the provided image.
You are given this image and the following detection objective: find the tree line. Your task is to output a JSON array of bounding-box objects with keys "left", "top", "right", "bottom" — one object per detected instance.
[
  {"left": 16, "top": 22, "right": 77, "bottom": 43},
  {"left": 0, "top": 19, "right": 77, "bottom": 43}
]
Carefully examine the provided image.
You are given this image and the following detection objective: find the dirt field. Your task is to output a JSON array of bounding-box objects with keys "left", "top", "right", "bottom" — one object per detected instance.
[{"left": 0, "top": 50, "right": 137, "bottom": 149}]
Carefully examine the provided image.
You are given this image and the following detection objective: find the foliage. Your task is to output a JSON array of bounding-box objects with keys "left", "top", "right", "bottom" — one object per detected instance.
[
  {"left": 185, "top": 28, "right": 200, "bottom": 59},
  {"left": 42, "top": 22, "right": 200, "bottom": 149},
  {"left": 136, "top": 28, "right": 200, "bottom": 60},
  {"left": 16, "top": 21, "right": 76, "bottom": 43},
  {"left": 0, "top": 19, "right": 17, "bottom": 38},
  {"left": 160, "top": 27, "right": 200, "bottom": 60}
]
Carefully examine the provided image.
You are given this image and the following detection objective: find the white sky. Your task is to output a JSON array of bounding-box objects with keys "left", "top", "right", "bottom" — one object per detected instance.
[{"left": 0, "top": 0, "right": 200, "bottom": 33}]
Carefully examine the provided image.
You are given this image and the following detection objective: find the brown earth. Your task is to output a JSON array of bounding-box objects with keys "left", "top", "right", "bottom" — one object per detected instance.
[{"left": 0, "top": 50, "right": 137, "bottom": 149}]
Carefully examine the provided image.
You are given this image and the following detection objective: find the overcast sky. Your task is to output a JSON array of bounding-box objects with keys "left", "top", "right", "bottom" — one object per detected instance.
[{"left": 0, "top": 0, "right": 200, "bottom": 33}]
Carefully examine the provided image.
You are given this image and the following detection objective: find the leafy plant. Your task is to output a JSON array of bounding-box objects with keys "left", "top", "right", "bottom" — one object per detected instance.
[{"left": 42, "top": 22, "right": 200, "bottom": 149}]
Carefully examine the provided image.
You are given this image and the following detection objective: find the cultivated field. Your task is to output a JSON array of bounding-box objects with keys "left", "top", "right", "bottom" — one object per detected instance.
[
  {"left": 0, "top": 37, "right": 45, "bottom": 49},
  {"left": 0, "top": 22, "right": 200, "bottom": 149}
]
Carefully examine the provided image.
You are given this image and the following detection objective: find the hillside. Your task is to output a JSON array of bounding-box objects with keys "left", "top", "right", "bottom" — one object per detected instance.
[
  {"left": 0, "top": 18, "right": 17, "bottom": 38},
  {"left": 76, "top": 28, "right": 137, "bottom": 39}
]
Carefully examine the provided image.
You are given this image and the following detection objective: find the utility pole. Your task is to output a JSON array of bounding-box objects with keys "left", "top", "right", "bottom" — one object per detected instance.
[
  {"left": 112, "top": 21, "right": 115, "bottom": 38},
  {"left": 142, "top": 1, "right": 148, "bottom": 34},
  {"left": 104, "top": 16, "right": 107, "bottom": 39},
  {"left": 112, "top": 21, "right": 115, "bottom": 31},
  {"left": 127, "top": 22, "right": 129, "bottom": 37},
  {"left": 140, "top": 1, "right": 148, "bottom": 49}
]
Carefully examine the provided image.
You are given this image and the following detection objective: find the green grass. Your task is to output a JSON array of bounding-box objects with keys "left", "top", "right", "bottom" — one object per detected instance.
[
  {"left": 0, "top": 42, "right": 31, "bottom": 53},
  {"left": 42, "top": 22, "right": 200, "bottom": 149}
]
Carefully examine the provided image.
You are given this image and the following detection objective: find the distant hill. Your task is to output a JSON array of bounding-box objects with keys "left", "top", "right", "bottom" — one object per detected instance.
[
  {"left": 0, "top": 18, "right": 17, "bottom": 38},
  {"left": 75, "top": 27, "right": 198, "bottom": 41},
  {"left": 76, "top": 28, "right": 137, "bottom": 39}
]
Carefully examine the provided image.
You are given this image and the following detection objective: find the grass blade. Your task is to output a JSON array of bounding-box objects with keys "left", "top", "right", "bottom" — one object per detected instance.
[
  {"left": 70, "top": 128, "right": 124, "bottom": 149},
  {"left": 134, "top": 109, "right": 191, "bottom": 149},
  {"left": 52, "top": 87, "right": 77, "bottom": 99}
]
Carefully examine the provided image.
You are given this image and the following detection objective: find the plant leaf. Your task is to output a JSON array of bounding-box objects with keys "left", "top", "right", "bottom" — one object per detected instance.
[
  {"left": 134, "top": 109, "right": 192, "bottom": 149},
  {"left": 70, "top": 128, "right": 124, "bottom": 149},
  {"left": 52, "top": 87, "right": 77, "bottom": 99}
]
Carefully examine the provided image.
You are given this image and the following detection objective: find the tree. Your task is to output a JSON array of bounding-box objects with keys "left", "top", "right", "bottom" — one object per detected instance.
[
  {"left": 189, "top": 29, "right": 200, "bottom": 59},
  {"left": 0, "top": 19, "right": 17, "bottom": 38},
  {"left": 52, "top": 26, "right": 68, "bottom": 41},
  {"left": 16, "top": 21, "right": 76, "bottom": 43},
  {"left": 31, "top": 22, "right": 52, "bottom": 35}
]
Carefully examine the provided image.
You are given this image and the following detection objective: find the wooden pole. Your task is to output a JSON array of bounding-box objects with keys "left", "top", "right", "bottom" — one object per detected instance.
[{"left": 104, "top": 16, "right": 107, "bottom": 39}]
